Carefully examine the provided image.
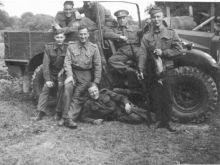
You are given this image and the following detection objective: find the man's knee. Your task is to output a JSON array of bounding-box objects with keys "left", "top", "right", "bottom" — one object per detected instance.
[{"left": 64, "top": 82, "right": 74, "bottom": 95}]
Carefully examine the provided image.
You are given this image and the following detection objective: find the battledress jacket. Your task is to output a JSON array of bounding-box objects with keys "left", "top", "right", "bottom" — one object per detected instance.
[{"left": 64, "top": 41, "right": 102, "bottom": 84}]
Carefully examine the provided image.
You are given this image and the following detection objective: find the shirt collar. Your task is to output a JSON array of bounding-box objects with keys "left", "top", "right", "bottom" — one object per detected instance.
[
  {"left": 53, "top": 43, "right": 64, "bottom": 51},
  {"left": 79, "top": 41, "right": 89, "bottom": 50},
  {"left": 152, "top": 24, "right": 165, "bottom": 34}
]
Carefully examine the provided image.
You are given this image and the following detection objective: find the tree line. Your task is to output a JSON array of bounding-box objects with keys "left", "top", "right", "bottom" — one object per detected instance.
[{"left": 0, "top": 9, "right": 54, "bottom": 31}]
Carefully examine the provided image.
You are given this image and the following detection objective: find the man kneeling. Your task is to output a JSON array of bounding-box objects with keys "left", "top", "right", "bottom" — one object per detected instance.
[{"left": 81, "top": 83, "right": 149, "bottom": 125}]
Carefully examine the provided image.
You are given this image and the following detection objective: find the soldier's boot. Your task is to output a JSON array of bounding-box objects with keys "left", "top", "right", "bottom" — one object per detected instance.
[
  {"left": 156, "top": 122, "right": 176, "bottom": 133},
  {"left": 54, "top": 112, "right": 62, "bottom": 121},
  {"left": 64, "top": 118, "right": 77, "bottom": 129},
  {"left": 57, "top": 118, "right": 64, "bottom": 126},
  {"left": 35, "top": 111, "right": 46, "bottom": 121}
]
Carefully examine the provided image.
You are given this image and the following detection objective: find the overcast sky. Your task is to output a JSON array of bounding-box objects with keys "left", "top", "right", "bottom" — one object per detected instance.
[{"left": 0, "top": 0, "right": 155, "bottom": 20}]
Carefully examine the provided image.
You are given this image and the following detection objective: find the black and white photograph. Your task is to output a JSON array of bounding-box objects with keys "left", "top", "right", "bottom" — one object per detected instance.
[{"left": 0, "top": 0, "right": 220, "bottom": 164}]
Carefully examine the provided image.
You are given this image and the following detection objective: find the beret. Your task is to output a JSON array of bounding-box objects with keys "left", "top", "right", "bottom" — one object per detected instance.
[{"left": 149, "top": 6, "right": 162, "bottom": 15}]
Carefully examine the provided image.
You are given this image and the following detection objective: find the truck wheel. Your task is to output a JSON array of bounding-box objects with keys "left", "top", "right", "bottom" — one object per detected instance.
[
  {"left": 170, "top": 66, "right": 218, "bottom": 123},
  {"left": 31, "top": 65, "right": 44, "bottom": 99}
]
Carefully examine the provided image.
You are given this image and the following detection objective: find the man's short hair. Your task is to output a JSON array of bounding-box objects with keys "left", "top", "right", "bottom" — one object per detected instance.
[
  {"left": 63, "top": 1, "right": 74, "bottom": 7},
  {"left": 78, "top": 25, "right": 89, "bottom": 32}
]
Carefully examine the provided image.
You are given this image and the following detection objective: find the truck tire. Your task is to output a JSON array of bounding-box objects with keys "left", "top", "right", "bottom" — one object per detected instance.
[
  {"left": 170, "top": 66, "right": 218, "bottom": 123},
  {"left": 31, "top": 65, "right": 44, "bottom": 99}
]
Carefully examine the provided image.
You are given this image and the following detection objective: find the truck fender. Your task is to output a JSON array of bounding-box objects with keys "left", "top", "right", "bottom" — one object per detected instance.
[{"left": 174, "top": 49, "right": 219, "bottom": 71}]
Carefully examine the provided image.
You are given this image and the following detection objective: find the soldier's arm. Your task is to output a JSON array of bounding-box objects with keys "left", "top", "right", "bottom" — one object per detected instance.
[
  {"left": 137, "top": 36, "right": 148, "bottom": 73},
  {"left": 76, "top": 7, "right": 84, "bottom": 14},
  {"left": 64, "top": 46, "right": 73, "bottom": 78},
  {"left": 53, "top": 12, "right": 62, "bottom": 29},
  {"left": 103, "top": 28, "right": 121, "bottom": 40},
  {"left": 42, "top": 45, "right": 51, "bottom": 81},
  {"left": 93, "top": 45, "right": 102, "bottom": 84},
  {"left": 58, "top": 26, "right": 78, "bottom": 34},
  {"left": 107, "top": 90, "right": 130, "bottom": 105},
  {"left": 162, "top": 30, "right": 183, "bottom": 58}
]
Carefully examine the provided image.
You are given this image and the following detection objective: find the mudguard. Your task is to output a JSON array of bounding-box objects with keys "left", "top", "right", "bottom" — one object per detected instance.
[{"left": 174, "top": 49, "right": 219, "bottom": 73}]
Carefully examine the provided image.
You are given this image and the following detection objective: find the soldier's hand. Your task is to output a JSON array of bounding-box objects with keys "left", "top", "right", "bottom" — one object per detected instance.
[
  {"left": 125, "top": 103, "right": 132, "bottom": 114},
  {"left": 52, "top": 23, "right": 61, "bottom": 30},
  {"left": 46, "top": 81, "right": 54, "bottom": 88},
  {"left": 136, "top": 71, "right": 144, "bottom": 80},
  {"left": 154, "top": 49, "right": 163, "bottom": 56},
  {"left": 64, "top": 76, "right": 75, "bottom": 85},
  {"left": 93, "top": 119, "right": 104, "bottom": 125},
  {"left": 58, "top": 68, "right": 64, "bottom": 78},
  {"left": 119, "top": 35, "right": 128, "bottom": 42}
]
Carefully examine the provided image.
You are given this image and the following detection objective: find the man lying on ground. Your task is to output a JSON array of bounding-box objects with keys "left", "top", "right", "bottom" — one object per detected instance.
[{"left": 81, "top": 83, "right": 149, "bottom": 125}]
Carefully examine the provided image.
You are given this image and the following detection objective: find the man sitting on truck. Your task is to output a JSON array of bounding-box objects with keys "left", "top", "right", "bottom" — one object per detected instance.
[
  {"left": 77, "top": 1, "right": 116, "bottom": 28},
  {"left": 53, "top": 1, "right": 82, "bottom": 34},
  {"left": 35, "top": 32, "right": 68, "bottom": 121},
  {"left": 103, "top": 9, "right": 140, "bottom": 87}
]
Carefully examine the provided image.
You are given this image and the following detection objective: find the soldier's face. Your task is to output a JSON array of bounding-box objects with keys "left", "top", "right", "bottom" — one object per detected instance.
[
  {"left": 117, "top": 16, "right": 128, "bottom": 27},
  {"left": 54, "top": 33, "right": 65, "bottom": 45},
  {"left": 64, "top": 4, "right": 73, "bottom": 18},
  {"left": 151, "top": 12, "right": 164, "bottom": 27},
  {"left": 78, "top": 28, "right": 89, "bottom": 43},
  {"left": 88, "top": 86, "right": 99, "bottom": 100}
]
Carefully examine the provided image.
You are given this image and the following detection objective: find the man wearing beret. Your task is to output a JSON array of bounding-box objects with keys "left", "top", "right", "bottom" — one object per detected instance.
[
  {"left": 103, "top": 9, "right": 140, "bottom": 86},
  {"left": 137, "top": 6, "right": 183, "bottom": 132},
  {"left": 35, "top": 32, "right": 68, "bottom": 121},
  {"left": 53, "top": 1, "right": 83, "bottom": 34}
]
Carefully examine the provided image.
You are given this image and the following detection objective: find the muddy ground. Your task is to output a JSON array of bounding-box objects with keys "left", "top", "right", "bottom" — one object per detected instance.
[{"left": 0, "top": 59, "right": 220, "bottom": 165}]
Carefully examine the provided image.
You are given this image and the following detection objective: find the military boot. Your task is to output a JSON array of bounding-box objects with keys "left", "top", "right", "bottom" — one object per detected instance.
[
  {"left": 35, "top": 111, "right": 46, "bottom": 121},
  {"left": 54, "top": 112, "right": 62, "bottom": 121},
  {"left": 64, "top": 118, "right": 77, "bottom": 129}
]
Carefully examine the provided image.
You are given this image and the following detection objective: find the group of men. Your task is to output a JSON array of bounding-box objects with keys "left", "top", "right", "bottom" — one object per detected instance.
[{"left": 35, "top": 1, "right": 183, "bottom": 132}]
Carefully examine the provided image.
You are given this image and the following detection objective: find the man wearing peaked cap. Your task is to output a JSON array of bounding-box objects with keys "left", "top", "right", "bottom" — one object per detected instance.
[
  {"left": 137, "top": 5, "right": 183, "bottom": 132},
  {"left": 114, "top": 10, "right": 129, "bottom": 18},
  {"left": 104, "top": 9, "right": 140, "bottom": 87}
]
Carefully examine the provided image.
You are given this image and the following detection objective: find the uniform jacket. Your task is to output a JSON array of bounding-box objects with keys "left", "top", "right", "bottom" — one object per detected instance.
[
  {"left": 54, "top": 11, "right": 82, "bottom": 34},
  {"left": 43, "top": 42, "right": 68, "bottom": 81},
  {"left": 138, "top": 25, "right": 183, "bottom": 73},
  {"left": 81, "top": 88, "right": 129, "bottom": 123},
  {"left": 104, "top": 25, "right": 139, "bottom": 50},
  {"left": 64, "top": 41, "right": 102, "bottom": 84},
  {"left": 77, "top": 2, "right": 113, "bottom": 26}
]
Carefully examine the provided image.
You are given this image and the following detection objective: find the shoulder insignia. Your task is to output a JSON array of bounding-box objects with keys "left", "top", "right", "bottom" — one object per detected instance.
[
  {"left": 89, "top": 42, "right": 98, "bottom": 48},
  {"left": 68, "top": 41, "right": 77, "bottom": 44}
]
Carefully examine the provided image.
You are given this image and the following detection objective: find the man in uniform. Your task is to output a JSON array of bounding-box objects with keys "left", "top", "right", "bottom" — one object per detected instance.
[
  {"left": 60, "top": 25, "right": 102, "bottom": 129},
  {"left": 137, "top": 6, "right": 183, "bottom": 132},
  {"left": 81, "top": 83, "right": 149, "bottom": 125},
  {"left": 53, "top": 1, "right": 82, "bottom": 34},
  {"left": 104, "top": 9, "right": 140, "bottom": 86},
  {"left": 77, "top": 1, "right": 116, "bottom": 28},
  {"left": 35, "top": 32, "right": 68, "bottom": 121}
]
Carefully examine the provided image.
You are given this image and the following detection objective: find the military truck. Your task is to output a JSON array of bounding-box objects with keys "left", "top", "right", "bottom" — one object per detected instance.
[{"left": 3, "top": 1, "right": 220, "bottom": 123}]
